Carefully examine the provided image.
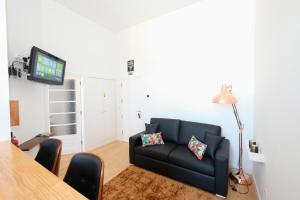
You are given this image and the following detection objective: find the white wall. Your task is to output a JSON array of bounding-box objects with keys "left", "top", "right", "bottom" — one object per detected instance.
[
  {"left": 7, "top": 0, "right": 45, "bottom": 143},
  {"left": 116, "top": 0, "right": 255, "bottom": 171},
  {"left": 0, "top": 0, "right": 11, "bottom": 141},
  {"left": 6, "top": 0, "right": 117, "bottom": 143},
  {"left": 254, "top": 0, "right": 300, "bottom": 199}
]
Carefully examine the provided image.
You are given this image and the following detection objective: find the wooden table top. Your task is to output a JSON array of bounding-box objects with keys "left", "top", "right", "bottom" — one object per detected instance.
[{"left": 0, "top": 141, "right": 87, "bottom": 200}]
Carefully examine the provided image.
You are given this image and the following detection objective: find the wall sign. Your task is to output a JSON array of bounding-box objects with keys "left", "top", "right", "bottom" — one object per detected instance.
[{"left": 127, "top": 60, "right": 134, "bottom": 75}]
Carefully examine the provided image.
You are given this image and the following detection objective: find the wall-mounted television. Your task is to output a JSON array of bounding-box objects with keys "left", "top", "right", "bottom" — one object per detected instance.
[{"left": 27, "top": 46, "right": 66, "bottom": 85}]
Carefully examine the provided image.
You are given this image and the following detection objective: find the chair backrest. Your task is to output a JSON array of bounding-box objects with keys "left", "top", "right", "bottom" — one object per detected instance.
[
  {"left": 64, "top": 153, "right": 104, "bottom": 200},
  {"left": 35, "top": 138, "right": 62, "bottom": 176}
]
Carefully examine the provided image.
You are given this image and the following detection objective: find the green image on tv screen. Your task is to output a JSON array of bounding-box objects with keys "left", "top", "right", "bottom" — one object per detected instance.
[{"left": 34, "top": 52, "right": 64, "bottom": 81}]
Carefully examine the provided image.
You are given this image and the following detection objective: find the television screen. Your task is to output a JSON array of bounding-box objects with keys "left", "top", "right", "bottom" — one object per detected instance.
[{"left": 28, "top": 46, "right": 66, "bottom": 85}]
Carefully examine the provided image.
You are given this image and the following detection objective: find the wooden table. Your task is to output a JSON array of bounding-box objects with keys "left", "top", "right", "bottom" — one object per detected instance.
[{"left": 0, "top": 141, "right": 87, "bottom": 200}]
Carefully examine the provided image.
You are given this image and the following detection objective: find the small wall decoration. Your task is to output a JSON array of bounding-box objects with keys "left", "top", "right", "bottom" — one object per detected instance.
[
  {"left": 127, "top": 60, "right": 134, "bottom": 75},
  {"left": 10, "top": 100, "right": 20, "bottom": 127}
]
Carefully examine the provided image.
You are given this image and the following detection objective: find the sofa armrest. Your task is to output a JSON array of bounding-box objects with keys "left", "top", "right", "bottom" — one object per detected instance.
[
  {"left": 215, "top": 139, "right": 230, "bottom": 197},
  {"left": 129, "top": 131, "right": 145, "bottom": 164}
]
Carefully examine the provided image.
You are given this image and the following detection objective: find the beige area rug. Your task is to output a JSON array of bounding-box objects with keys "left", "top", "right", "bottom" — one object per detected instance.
[{"left": 103, "top": 165, "right": 219, "bottom": 200}]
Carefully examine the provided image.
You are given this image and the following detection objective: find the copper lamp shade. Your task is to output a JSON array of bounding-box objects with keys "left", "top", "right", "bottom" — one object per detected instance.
[{"left": 212, "top": 84, "right": 237, "bottom": 104}]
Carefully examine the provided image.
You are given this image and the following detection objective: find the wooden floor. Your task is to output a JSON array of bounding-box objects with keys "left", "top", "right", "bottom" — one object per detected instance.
[
  {"left": 60, "top": 141, "right": 257, "bottom": 200},
  {"left": 59, "top": 141, "right": 129, "bottom": 184}
]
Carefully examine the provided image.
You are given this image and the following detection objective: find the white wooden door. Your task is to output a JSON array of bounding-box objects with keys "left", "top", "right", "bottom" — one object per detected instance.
[
  {"left": 47, "top": 75, "right": 83, "bottom": 154},
  {"left": 84, "top": 77, "right": 116, "bottom": 151},
  {"left": 123, "top": 77, "right": 146, "bottom": 141}
]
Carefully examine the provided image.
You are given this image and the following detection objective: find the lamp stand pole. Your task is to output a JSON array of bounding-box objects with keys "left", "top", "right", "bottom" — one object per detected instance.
[{"left": 230, "top": 104, "right": 252, "bottom": 185}]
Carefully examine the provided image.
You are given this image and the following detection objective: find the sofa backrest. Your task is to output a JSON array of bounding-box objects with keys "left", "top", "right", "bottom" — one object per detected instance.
[
  {"left": 178, "top": 120, "right": 221, "bottom": 145},
  {"left": 150, "top": 118, "right": 180, "bottom": 143}
]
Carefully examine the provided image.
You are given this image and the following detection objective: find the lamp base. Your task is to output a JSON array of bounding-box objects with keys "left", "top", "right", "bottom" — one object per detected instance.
[{"left": 230, "top": 168, "right": 252, "bottom": 185}]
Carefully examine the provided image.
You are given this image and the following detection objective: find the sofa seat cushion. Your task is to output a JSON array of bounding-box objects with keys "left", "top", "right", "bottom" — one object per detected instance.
[
  {"left": 135, "top": 142, "right": 177, "bottom": 162},
  {"left": 169, "top": 145, "right": 215, "bottom": 176}
]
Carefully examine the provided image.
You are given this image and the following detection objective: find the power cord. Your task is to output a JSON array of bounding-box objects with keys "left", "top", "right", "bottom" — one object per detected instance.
[
  {"left": 229, "top": 168, "right": 250, "bottom": 195},
  {"left": 8, "top": 56, "right": 30, "bottom": 78}
]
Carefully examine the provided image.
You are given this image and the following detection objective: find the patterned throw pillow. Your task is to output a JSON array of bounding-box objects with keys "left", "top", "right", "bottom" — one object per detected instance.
[
  {"left": 141, "top": 133, "right": 165, "bottom": 147},
  {"left": 188, "top": 136, "right": 207, "bottom": 160}
]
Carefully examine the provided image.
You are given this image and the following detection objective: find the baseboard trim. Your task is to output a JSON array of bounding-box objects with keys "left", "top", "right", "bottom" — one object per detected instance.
[
  {"left": 85, "top": 137, "right": 116, "bottom": 152},
  {"left": 252, "top": 174, "right": 262, "bottom": 200},
  {"left": 120, "top": 138, "right": 128, "bottom": 143}
]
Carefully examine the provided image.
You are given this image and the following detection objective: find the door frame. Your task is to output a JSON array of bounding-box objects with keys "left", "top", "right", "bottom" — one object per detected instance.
[{"left": 0, "top": 0, "right": 11, "bottom": 140}]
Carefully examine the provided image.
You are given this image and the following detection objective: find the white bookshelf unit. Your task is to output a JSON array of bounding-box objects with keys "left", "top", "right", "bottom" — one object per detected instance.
[{"left": 48, "top": 79, "right": 78, "bottom": 136}]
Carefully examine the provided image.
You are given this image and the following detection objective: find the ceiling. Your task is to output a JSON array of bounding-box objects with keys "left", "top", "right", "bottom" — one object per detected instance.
[{"left": 53, "top": 0, "right": 201, "bottom": 31}]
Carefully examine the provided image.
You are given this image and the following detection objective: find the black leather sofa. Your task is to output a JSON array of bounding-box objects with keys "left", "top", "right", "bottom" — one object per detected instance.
[{"left": 129, "top": 118, "right": 230, "bottom": 197}]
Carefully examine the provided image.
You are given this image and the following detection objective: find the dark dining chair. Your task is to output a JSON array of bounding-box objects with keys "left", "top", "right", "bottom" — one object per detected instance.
[
  {"left": 64, "top": 153, "right": 104, "bottom": 200},
  {"left": 35, "top": 138, "right": 62, "bottom": 176}
]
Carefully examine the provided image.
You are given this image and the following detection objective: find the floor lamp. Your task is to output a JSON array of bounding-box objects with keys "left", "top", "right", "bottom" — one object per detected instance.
[{"left": 212, "top": 84, "right": 251, "bottom": 185}]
